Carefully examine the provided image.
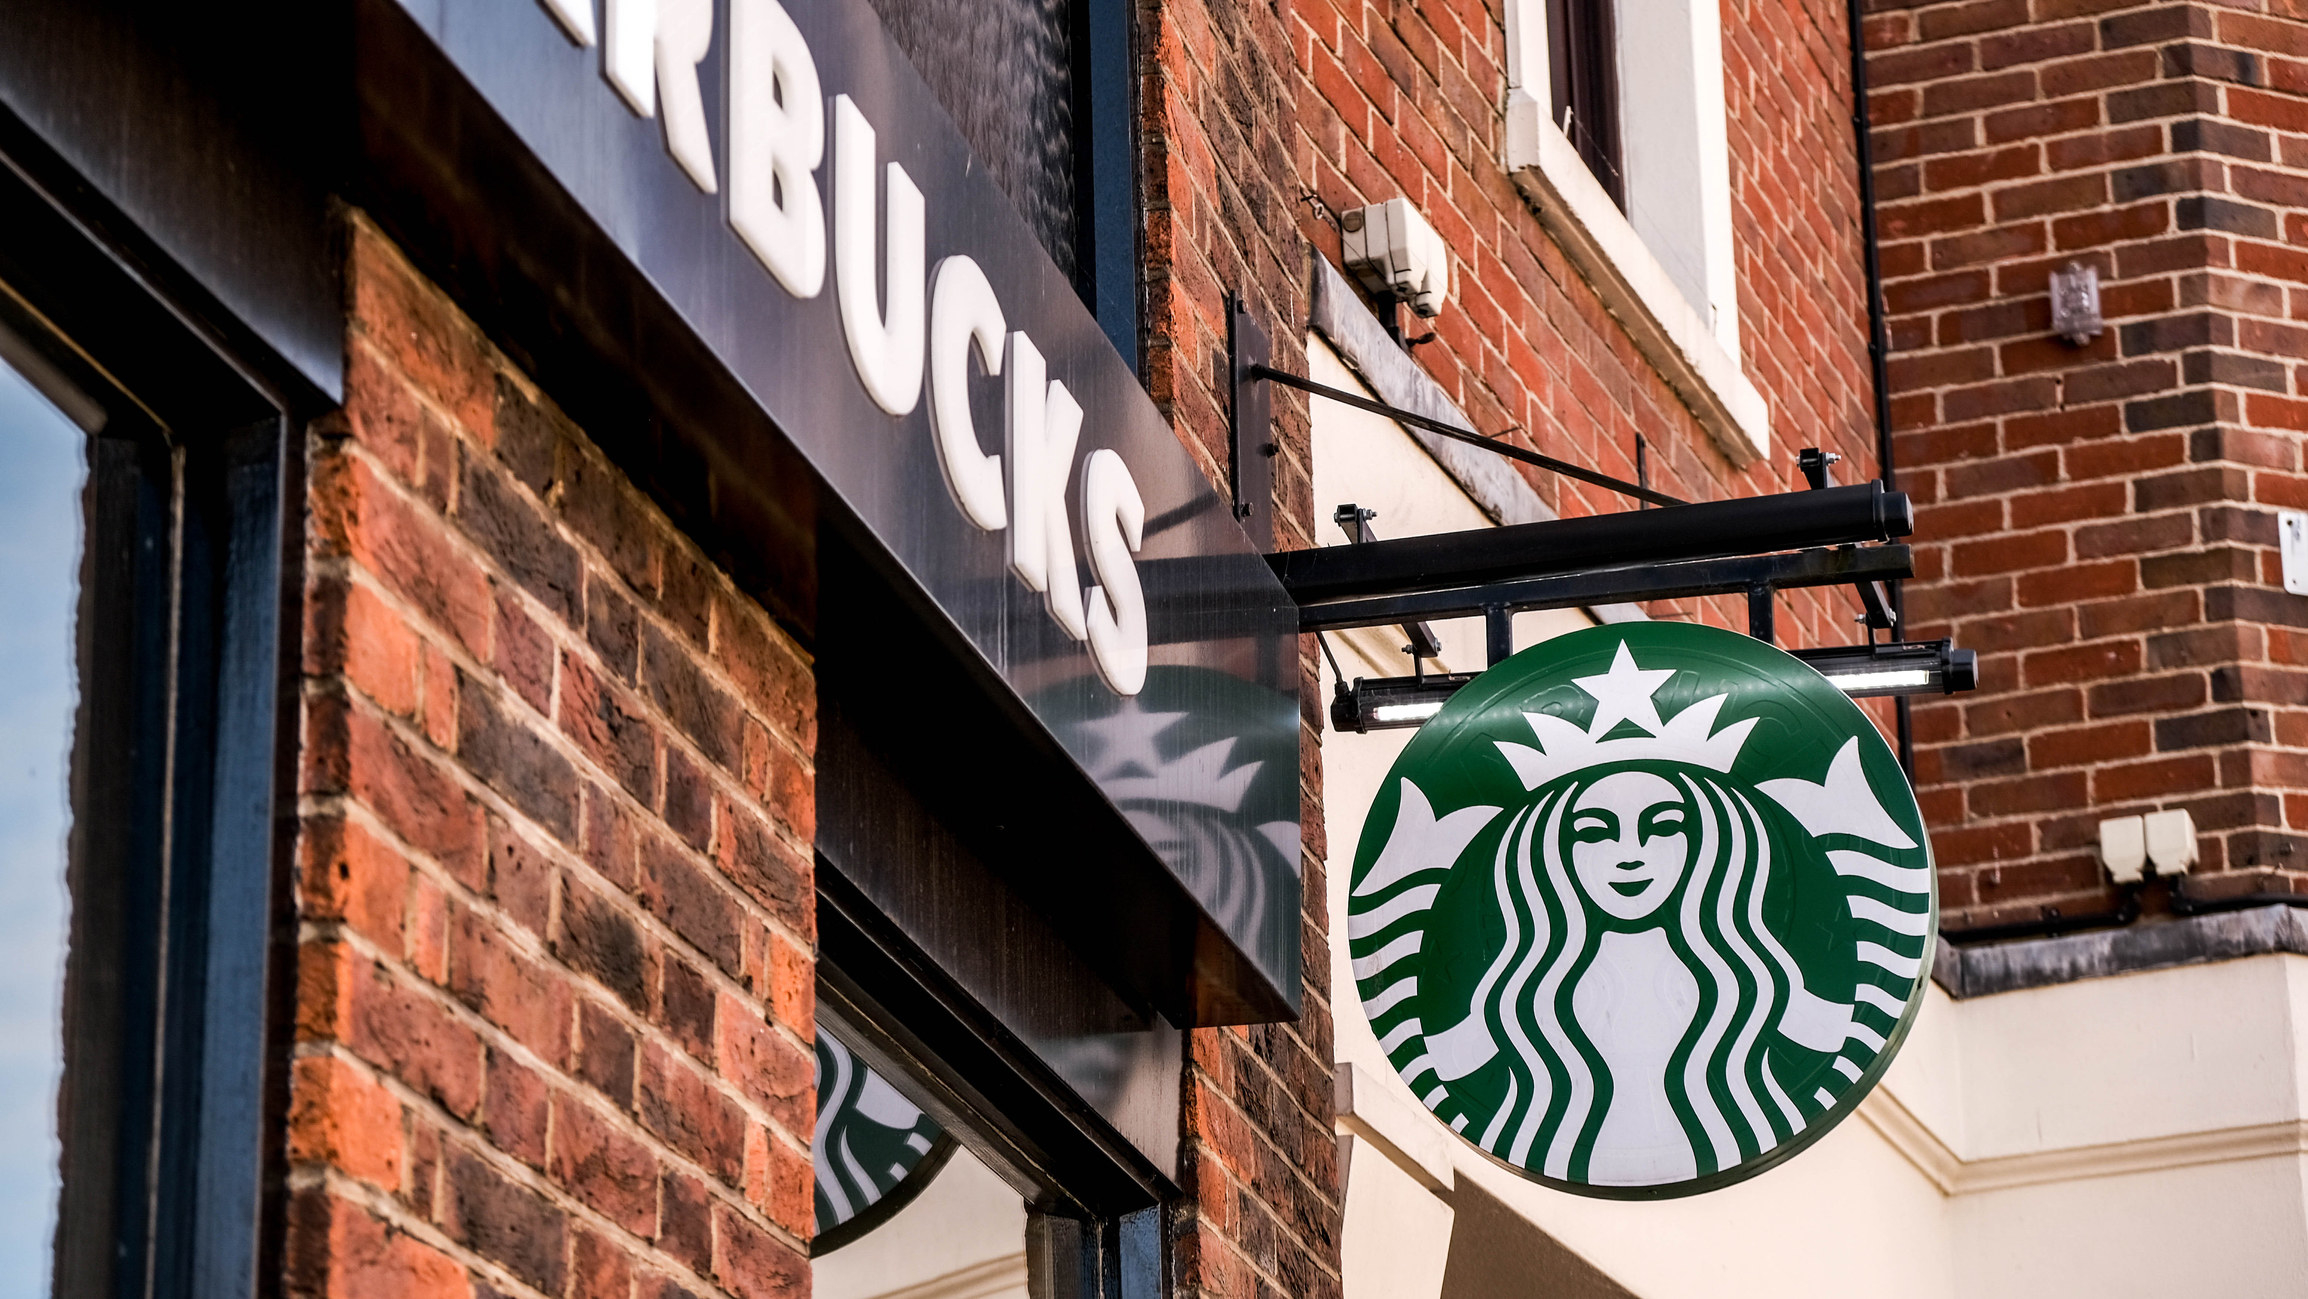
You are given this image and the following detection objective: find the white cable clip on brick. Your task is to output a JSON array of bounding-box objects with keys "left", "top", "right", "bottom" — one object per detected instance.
[{"left": 2280, "top": 510, "right": 2308, "bottom": 596}]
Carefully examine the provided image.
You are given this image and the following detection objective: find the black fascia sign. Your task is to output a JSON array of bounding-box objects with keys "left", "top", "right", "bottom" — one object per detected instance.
[{"left": 389, "top": 0, "right": 1302, "bottom": 1010}]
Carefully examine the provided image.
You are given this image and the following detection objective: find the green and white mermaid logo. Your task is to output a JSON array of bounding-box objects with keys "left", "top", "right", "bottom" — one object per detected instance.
[{"left": 1349, "top": 623, "right": 1934, "bottom": 1198}]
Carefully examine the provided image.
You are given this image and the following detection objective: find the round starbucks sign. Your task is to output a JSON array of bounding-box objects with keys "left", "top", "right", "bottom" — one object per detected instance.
[{"left": 1347, "top": 622, "right": 1935, "bottom": 1198}]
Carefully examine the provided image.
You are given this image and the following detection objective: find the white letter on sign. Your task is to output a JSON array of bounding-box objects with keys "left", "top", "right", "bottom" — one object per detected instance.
[
  {"left": 604, "top": 0, "right": 718, "bottom": 193},
  {"left": 833, "top": 96, "right": 926, "bottom": 417},
  {"left": 656, "top": 0, "right": 717, "bottom": 191},
  {"left": 729, "top": 0, "right": 825, "bottom": 296},
  {"left": 1040, "top": 382, "right": 1088, "bottom": 641},
  {"left": 541, "top": 0, "right": 597, "bottom": 44},
  {"left": 1003, "top": 336, "right": 1090, "bottom": 640},
  {"left": 605, "top": 0, "right": 657, "bottom": 113},
  {"left": 926, "top": 257, "right": 1008, "bottom": 531},
  {"left": 1005, "top": 332, "right": 1049, "bottom": 591},
  {"left": 1082, "top": 450, "right": 1147, "bottom": 695}
]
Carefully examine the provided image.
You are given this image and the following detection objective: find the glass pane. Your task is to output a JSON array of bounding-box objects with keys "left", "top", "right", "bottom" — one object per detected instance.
[
  {"left": 812, "top": 1028, "right": 1030, "bottom": 1299},
  {"left": 866, "top": 0, "right": 1080, "bottom": 286},
  {"left": 0, "top": 354, "right": 87, "bottom": 1294}
]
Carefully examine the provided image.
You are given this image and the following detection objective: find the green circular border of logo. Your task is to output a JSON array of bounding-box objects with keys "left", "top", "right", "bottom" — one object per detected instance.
[{"left": 1347, "top": 621, "right": 1937, "bottom": 1200}]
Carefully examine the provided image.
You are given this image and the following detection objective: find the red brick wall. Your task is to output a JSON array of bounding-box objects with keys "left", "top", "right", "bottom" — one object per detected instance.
[
  {"left": 1140, "top": 3, "right": 1341, "bottom": 1297},
  {"left": 1283, "top": 0, "right": 1883, "bottom": 646},
  {"left": 287, "top": 218, "right": 817, "bottom": 1299},
  {"left": 1866, "top": 0, "right": 2308, "bottom": 927}
]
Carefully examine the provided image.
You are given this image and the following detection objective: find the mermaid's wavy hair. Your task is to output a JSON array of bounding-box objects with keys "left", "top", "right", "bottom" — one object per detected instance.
[{"left": 1459, "top": 764, "right": 1815, "bottom": 1184}]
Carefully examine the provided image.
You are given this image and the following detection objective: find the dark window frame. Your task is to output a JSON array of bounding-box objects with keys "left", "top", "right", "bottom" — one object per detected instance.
[
  {"left": 817, "top": 868, "right": 1168, "bottom": 1299},
  {"left": 1072, "top": 0, "right": 1143, "bottom": 373},
  {"left": 1548, "top": 0, "right": 1626, "bottom": 209},
  {"left": 0, "top": 102, "right": 309, "bottom": 1299}
]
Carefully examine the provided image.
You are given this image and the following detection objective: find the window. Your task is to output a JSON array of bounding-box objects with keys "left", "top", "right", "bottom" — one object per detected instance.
[
  {"left": 1613, "top": 0, "right": 1736, "bottom": 346},
  {"left": 1504, "top": 0, "right": 1768, "bottom": 464},
  {"left": 0, "top": 328, "right": 88, "bottom": 1294},
  {"left": 1548, "top": 0, "right": 1624, "bottom": 210},
  {"left": 812, "top": 1026, "right": 1029, "bottom": 1299},
  {"left": 0, "top": 135, "right": 295, "bottom": 1296},
  {"left": 807, "top": 994, "right": 1163, "bottom": 1299},
  {"left": 867, "top": 0, "right": 1141, "bottom": 368},
  {"left": 813, "top": 870, "right": 1168, "bottom": 1299}
]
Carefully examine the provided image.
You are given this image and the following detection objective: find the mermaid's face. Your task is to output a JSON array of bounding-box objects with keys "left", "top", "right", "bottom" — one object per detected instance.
[{"left": 1567, "top": 771, "right": 1691, "bottom": 922}]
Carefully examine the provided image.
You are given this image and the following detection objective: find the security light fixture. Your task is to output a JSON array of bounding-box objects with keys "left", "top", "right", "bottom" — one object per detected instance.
[
  {"left": 2143, "top": 808, "right": 2200, "bottom": 877},
  {"left": 1341, "top": 198, "right": 1452, "bottom": 319},
  {"left": 1789, "top": 639, "right": 1976, "bottom": 699},
  {"left": 1332, "top": 671, "right": 1481, "bottom": 733},
  {"left": 2097, "top": 809, "right": 2197, "bottom": 885},
  {"left": 2099, "top": 814, "right": 2149, "bottom": 884}
]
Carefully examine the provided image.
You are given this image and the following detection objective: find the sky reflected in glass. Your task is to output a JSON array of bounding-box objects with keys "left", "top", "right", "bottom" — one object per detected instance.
[{"left": 0, "top": 356, "right": 85, "bottom": 1296}]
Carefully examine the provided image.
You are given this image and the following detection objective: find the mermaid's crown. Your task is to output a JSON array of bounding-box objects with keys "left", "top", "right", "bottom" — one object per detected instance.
[{"left": 1495, "top": 641, "right": 1757, "bottom": 789}]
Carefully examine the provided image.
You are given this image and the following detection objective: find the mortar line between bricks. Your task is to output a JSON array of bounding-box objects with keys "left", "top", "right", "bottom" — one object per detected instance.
[
  {"left": 292, "top": 1136, "right": 757, "bottom": 1299},
  {"left": 308, "top": 559, "right": 820, "bottom": 956},
  {"left": 1182, "top": 1128, "right": 1343, "bottom": 1269},
  {"left": 1216, "top": 1007, "right": 1335, "bottom": 1103},
  {"left": 1180, "top": 1060, "right": 1343, "bottom": 1243},
  {"left": 310, "top": 994, "right": 815, "bottom": 1204},
  {"left": 291, "top": 807, "right": 816, "bottom": 1123},
  {"left": 1177, "top": 1207, "right": 1336, "bottom": 1299},
  {"left": 1175, "top": 1174, "right": 1342, "bottom": 1298},
  {"left": 289, "top": 1016, "right": 804, "bottom": 1178},
  {"left": 296, "top": 916, "right": 813, "bottom": 1190},
  {"left": 311, "top": 436, "right": 816, "bottom": 871},
  {"left": 1184, "top": 1052, "right": 1338, "bottom": 1195},
  {"left": 340, "top": 328, "right": 818, "bottom": 783},
  {"left": 294, "top": 1028, "right": 799, "bottom": 1217},
  {"left": 304, "top": 544, "right": 821, "bottom": 918},
  {"left": 1209, "top": 1024, "right": 1336, "bottom": 1128},
  {"left": 287, "top": 1165, "right": 582, "bottom": 1299},
  {"left": 295, "top": 783, "right": 814, "bottom": 1094},
  {"left": 295, "top": 679, "right": 815, "bottom": 1048},
  {"left": 524, "top": 425, "right": 817, "bottom": 774},
  {"left": 289, "top": 978, "right": 820, "bottom": 1284},
  {"left": 306, "top": 465, "right": 792, "bottom": 809},
  {"left": 306, "top": 534, "right": 811, "bottom": 856}
]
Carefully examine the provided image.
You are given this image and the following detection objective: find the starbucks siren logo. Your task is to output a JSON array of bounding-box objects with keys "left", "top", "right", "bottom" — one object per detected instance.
[
  {"left": 813, "top": 1029, "right": 956, "bottom": 1253},
  {"left": 1349, "top": 622, "right": 1935, "bottom": 1198}
]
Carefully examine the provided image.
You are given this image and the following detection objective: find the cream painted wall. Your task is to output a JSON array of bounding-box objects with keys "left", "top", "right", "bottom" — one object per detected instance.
[
  {"left": 1339, "top": 1130, "right": 1456, "bottom": 1299},
  {"left": 1309, "top": 333, "right": 2308, "bottom": 1299}
]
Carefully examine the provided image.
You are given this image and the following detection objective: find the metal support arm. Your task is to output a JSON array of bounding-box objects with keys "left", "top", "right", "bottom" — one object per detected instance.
[
  {"left": 1292, "top": 544, "right": 1914, "bottom": 632},
  {"left": 1248, "top": 364, "right": 1683, "bottom": 508},
  {"left": 1269, "top": 482, "right": 1912, "bottom": 606}
]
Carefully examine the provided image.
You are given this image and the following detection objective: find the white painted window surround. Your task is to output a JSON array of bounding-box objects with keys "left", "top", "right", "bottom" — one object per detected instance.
[{"left": 1503, "top": 0, "right": 1771, "bottom": 466}]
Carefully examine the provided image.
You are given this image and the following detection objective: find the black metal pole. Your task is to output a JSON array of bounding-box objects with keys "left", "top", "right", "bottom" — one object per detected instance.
[
  {"left": 1250, "top": 364, "right": 1684, "bottom": 508},
  {"left": 1285, "top": 544, "right": 1913, "bottom": 632},
  {"left": 1845, "top": 0, "right": 1914, "bottom": 776},
  {"left": 1269, "top": 481, "right": 1913, "bottom": 603},
  {"left": 1485, "top": 606, "right": 1514, "bottom": 665},
  {"left": 1747, "top": 583, "right": 1775, "bottom": 644}
]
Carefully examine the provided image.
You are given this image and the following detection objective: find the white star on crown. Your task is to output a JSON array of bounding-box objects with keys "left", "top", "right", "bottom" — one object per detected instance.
[{"left": 1495, "top": 641, "right": 1759, "bottom": 790}]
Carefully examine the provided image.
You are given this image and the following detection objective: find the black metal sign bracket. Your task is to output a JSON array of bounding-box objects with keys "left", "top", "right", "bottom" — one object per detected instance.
[
  {"left": 1800, "top": 444, "right": 1898, "bottom": 639},
  {"left": 1224, "top": 300, "right": 1679, "bottom": 511},
  {"left": 1293, "top": 543, "right": 1915, "bottom": 634},
  {"left": 1225, "top": 301, "right": 1932, "bottom": 670},
  {"left": 1227, "top": 294, "right": 1274, "bottom": 551}
]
